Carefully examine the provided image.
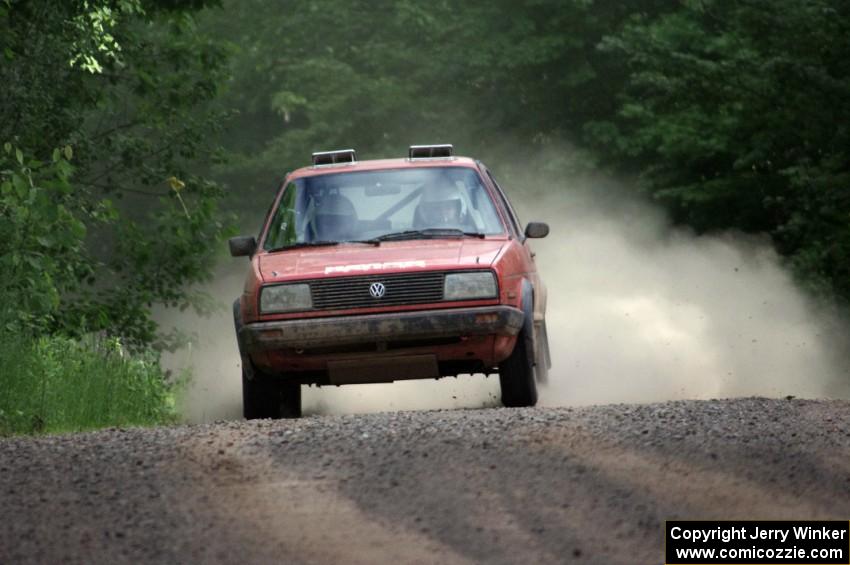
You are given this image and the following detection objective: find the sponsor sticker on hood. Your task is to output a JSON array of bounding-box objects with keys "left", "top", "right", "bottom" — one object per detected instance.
[{"left": 325, "top": 260, "right": 426, "bottom": 274}]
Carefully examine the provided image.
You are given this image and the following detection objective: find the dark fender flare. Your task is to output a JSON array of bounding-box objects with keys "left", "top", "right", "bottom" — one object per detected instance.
[{"left": 520, "top": 279, "right": 535, "bottom": 355}]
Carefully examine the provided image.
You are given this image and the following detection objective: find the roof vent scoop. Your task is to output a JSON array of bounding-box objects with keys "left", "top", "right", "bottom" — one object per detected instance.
[
  {"left": 312, "top": 149, "right": 356, "bottom": 166},
  {"left": 408, "top": 144, "right": 454, "bottom": 159}
]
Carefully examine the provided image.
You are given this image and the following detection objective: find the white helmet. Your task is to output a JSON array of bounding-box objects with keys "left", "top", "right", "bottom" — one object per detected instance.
[{"left": 417, "top": 183, "right": 464, "bottom": 227}]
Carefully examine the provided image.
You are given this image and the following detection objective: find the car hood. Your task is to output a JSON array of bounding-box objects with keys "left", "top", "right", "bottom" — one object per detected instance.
[{"left": 258, "top": 238, "right": 505, "bottom": 282}]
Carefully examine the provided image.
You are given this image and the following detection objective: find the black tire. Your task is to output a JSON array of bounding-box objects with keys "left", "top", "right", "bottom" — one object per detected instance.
[
  {"left": 242, "top": 367, "right": 302, "bottom": 419},
  {"left": 498, "top": 328, "right": 538, "bottom": 407}
]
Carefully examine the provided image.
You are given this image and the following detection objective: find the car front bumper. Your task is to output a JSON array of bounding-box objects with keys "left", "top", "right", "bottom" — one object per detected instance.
[{"left": 239, "top": 305, "right": 524, "bottom": 353}]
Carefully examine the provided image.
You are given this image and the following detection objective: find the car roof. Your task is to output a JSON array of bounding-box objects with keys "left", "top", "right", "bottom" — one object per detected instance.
[{"left": 287, "top": 156, "right": 480, "bottom": 180}]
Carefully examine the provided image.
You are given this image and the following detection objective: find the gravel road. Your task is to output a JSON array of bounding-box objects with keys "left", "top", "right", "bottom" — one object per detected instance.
[{"left": 1, "top": 397, "right": 849, "bottom": 564}]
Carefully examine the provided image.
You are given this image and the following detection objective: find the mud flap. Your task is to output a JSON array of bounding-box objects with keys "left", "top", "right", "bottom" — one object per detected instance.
[
  {"left": 233, "top": 299, "right": 254, "bottom": 380},
  {"left": 520, "top": 281, "right": 538, "bottom": 380},
  {"left": 534, "top": 319, "right": 551, "bottom": 384},
  {"left": 522, "top": 280, "right": 550, "bottom": 384}
]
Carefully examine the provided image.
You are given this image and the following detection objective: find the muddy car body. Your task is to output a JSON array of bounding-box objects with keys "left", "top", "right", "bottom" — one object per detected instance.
[{"left": 230, "top": 145, "right": 550, "bottom": 418}]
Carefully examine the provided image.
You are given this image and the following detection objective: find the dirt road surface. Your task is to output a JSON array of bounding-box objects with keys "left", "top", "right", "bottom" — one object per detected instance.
[{"left": 1, "top": 397, "right": 849, "bottom": 564}]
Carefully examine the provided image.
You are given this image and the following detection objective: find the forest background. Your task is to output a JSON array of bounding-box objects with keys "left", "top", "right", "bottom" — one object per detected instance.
[{"left": 1, "top": 0, "right": 847, "bottom": 432}]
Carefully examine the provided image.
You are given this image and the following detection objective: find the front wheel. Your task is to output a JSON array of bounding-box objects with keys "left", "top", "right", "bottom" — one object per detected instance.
[
  {"left": 498, "top": 328, "right": 538, "bottom": 407},
  {"left": 242, "top": 366, "right": 302, "bottom": 419}
]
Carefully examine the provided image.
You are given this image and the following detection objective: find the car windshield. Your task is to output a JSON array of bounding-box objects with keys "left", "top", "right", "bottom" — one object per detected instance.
[{"left": 262, "top": 167, "right": 505, "bottom": 250}]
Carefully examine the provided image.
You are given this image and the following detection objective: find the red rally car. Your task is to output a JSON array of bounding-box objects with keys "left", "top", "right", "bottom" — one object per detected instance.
[{"left": 230, "top": 144, "right": 550, "bottom": 419}]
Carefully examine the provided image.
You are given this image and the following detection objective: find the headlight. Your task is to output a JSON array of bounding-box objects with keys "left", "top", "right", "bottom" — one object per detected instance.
[
  {"left": 260, "top": 283, "right": 312, "bottom": 313},
  {"left": 444, "top": 272, "right": 497, "bottom": 301}
]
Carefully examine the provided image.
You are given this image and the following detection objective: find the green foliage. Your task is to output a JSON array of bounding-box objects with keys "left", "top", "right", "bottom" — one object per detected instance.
[
  {"left": 0, "top": 0, "right": 232, "bottom": 435},
  {"left": 68, "top": 0, "right": 145, "bottom": 73},
  {"left": 589, "top": 0, "right": 850, "bottom": 301},
  {"left": 0, "top": 145, "right": 92, "bottom": 332},
  {"left": 0, "top": 331, "right": 179, "bottom": 435},
  {"left": 1, "top": 0, "right": 234, "bottom": 346}
]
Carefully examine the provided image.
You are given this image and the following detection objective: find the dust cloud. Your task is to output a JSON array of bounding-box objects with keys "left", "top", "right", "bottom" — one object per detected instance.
[
  {"left": 518, "top": 182, "right": 849, "bottom": 406},
  {"left": 161, "top": 172, "right": 849, "bottom": 423}
]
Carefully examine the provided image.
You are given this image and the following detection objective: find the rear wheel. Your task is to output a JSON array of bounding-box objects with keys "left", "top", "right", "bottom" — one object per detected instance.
[
  {"left": 498, "top": 328, "right": 538, "bottom": 407},
  {"left": 242, "top": 366, "right": 302, "bottom": 419}
]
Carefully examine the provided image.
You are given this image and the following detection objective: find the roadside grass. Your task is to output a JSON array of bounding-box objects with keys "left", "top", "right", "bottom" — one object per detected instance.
[{"left": 0, "top": 333, "right": 181, "bottom": 435}]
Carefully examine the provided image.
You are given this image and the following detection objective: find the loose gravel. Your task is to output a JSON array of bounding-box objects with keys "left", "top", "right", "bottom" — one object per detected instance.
[{"left": 1, "top": 397, "right": 848, "bottom": 564}]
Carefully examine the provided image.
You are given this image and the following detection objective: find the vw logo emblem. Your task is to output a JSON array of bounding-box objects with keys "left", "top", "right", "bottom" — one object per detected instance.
[{"left": 369, "top": 282, "right": 386, "bottom": 298}]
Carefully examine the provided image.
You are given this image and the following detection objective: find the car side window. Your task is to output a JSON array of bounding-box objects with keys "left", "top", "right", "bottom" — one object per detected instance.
[
  {"left": 263, "top": 182, "right": 299, "bottom": 250},
  {"left": 485, "top": 169, "right": 522, "bottom": 236}
]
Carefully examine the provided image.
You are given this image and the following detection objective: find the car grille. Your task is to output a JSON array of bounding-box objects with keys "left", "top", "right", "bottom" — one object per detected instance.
[{"left": 310, "top": 271, "right": 446, "bottom": 311}]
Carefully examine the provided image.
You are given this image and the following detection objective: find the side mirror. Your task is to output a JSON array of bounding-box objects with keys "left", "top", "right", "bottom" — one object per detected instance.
[
  {"left": 524, "top": 222, "right": 549, "bottom": 239},
  {"left": 229, "top": 235, "right": 257, "bottom": 257}
]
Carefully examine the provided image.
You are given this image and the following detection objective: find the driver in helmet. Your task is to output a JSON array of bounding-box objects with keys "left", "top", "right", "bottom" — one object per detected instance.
[{"left": 416, "top": 183, "right": 466, "bottom": 229}]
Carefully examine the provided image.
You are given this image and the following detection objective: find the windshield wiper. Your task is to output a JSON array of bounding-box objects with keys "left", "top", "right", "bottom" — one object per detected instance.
[
  {"left": 370, "top": 229, "right": 486, "bottom": 242},
  {"left": 267, "top": 239, "right": 385, "bottom": 252},
  {"left": 266, "top": 240, "right": 340, "bottom": 252},
  {"left": 267, "top": 230, "right": 484, "bottom": 251},
  {"left": 344, "top": 239, "right": 382, "bottom": 246}
]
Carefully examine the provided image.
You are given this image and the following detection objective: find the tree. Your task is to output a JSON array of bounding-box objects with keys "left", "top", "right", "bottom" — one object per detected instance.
[
  {"left": 590, "top": 0, "right": 850, "bottom": 300},
  {"left": 0, "top": 0, "right": 233, "bottom": 346}
]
